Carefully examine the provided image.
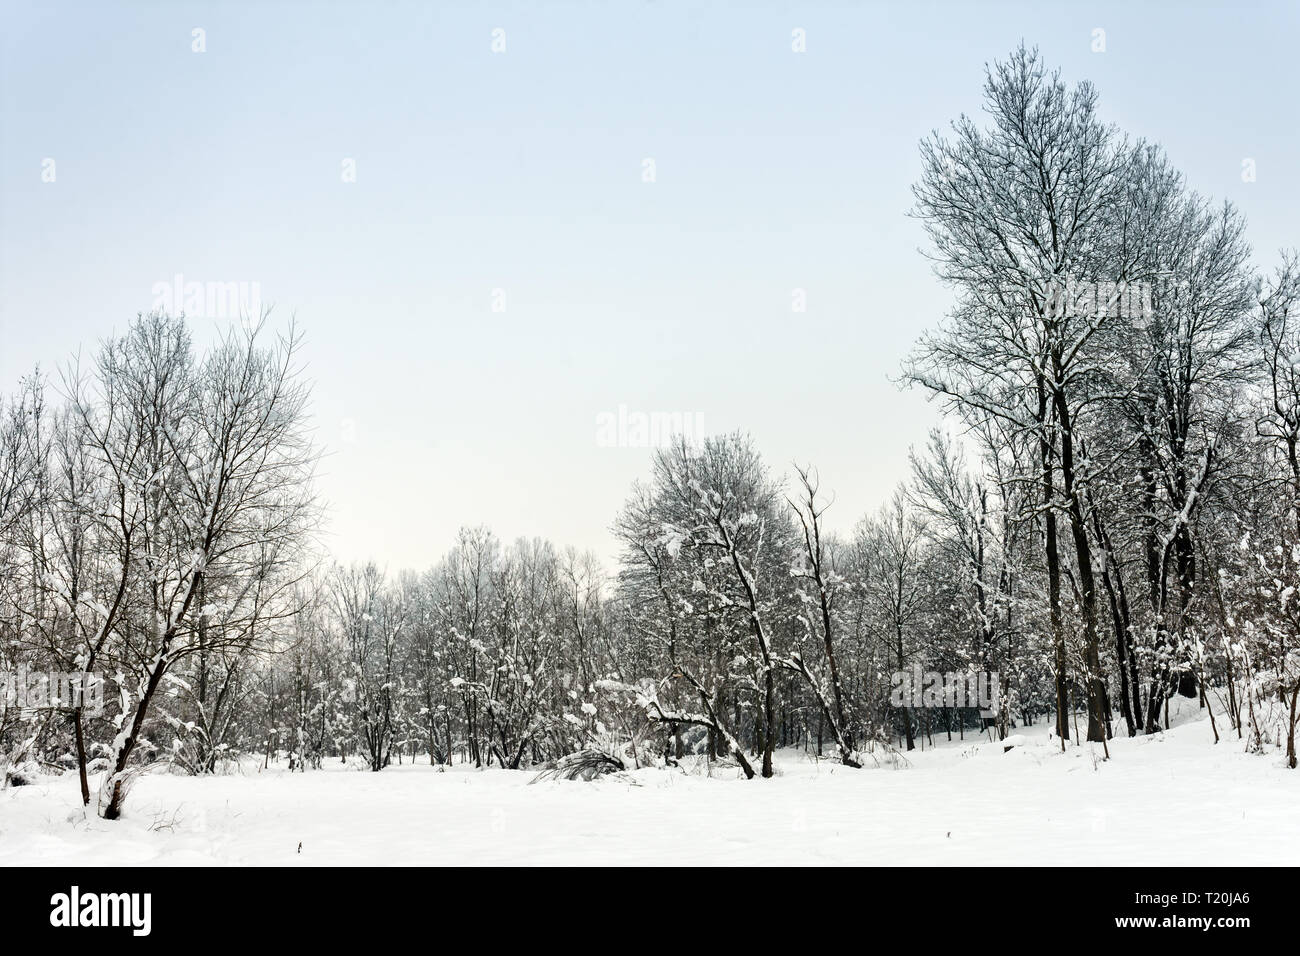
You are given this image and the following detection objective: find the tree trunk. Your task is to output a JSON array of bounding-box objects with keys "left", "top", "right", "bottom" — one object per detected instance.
[{"left": 1053, "top": 382, "right": 1107, "bottom": 742}]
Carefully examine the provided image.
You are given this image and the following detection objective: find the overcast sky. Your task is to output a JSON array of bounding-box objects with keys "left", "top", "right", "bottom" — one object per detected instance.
[{"left": 3, "top": 0, "right": 1297, "bottom": 570}]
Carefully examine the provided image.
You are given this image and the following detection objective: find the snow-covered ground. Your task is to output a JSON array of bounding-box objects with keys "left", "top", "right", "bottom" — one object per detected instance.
[{"left": 2, "top": 703, "right": 1294, "bottom": 866}]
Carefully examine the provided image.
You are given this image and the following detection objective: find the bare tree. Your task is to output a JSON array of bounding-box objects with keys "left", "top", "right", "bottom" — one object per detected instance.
[
  {"left": 79, "top": 313, "right": 318, "bottom": 818},
  {"left": 787, "top": 464, "right": 860, "bottom": 766}
]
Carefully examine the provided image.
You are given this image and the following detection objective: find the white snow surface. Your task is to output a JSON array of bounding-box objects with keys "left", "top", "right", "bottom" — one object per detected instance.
[{"left": 2, "top": 704, "right": 1295, "bottom": 866}]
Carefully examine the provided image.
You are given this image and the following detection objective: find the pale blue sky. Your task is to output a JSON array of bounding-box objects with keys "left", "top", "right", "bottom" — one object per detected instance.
[{"left": 2, "top": 1, "right": 1297, "bottom": 568}]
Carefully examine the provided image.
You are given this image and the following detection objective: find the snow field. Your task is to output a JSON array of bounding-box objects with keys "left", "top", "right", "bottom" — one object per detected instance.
[{"left": 2, "top": 704, "right": 1294, "bottom": 866}]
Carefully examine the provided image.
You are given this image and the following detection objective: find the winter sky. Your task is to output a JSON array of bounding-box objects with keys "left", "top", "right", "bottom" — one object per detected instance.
[{"left": 2, "top": 0, "right": 1297, "bottom": 569}]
